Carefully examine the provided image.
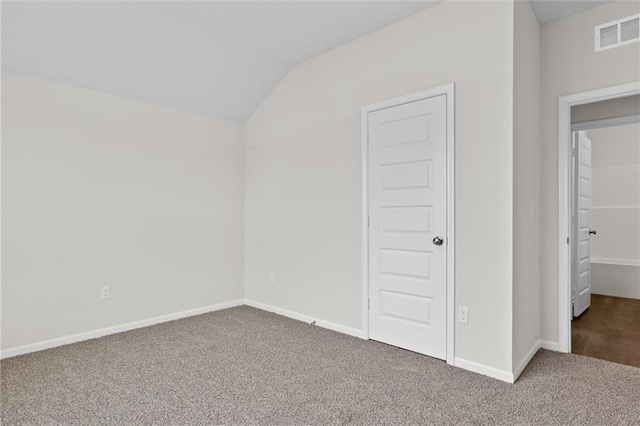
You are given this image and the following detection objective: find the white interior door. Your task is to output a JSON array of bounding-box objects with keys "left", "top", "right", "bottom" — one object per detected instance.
[
  {"left": 367, "top": 95, "right": 447, "bottom": 359},
  {"left": 572, "top": 131, "right": 592, "bottom": 317}
]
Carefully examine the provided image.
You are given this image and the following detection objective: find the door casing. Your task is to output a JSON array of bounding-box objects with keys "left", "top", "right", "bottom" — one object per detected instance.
[
  {"left": 361, "top": 84, "right": 455, "bottom": 365},
  {"left": 557, "top": 81, "right": 640, "bottom": 353}
]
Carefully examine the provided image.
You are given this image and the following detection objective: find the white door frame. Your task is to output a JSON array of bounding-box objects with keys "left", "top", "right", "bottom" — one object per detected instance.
[
  {"left": 361, "top": 83, "right": 455, "bottom": 365},
  {"left": 557, "top": 81, "right": 640, "bottom": 353}
]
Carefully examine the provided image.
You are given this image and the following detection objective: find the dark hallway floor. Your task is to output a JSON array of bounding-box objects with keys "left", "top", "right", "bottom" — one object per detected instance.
[{"left": 572, "top": 294, "right": 640, "bottom": 368}]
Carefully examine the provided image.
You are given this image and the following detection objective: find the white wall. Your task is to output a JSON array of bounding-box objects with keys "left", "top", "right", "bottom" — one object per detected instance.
[
  {"left": 244, "top": 2, "right": 515, "bottom": 373},
  {"left": 588, "top": 123, "right": 640, "bottom": 299},
  {"left": 512, "top": 0, "right": 541, "bottom": 374},
  {"left": 1, "top": 73, "right": 244, "bottom": 351},
  {"left": 572, "top": 95, "right": 640, "bottom": 124},
  {"left": 539, "top": 0, "right": 640, "bottom": 344}
]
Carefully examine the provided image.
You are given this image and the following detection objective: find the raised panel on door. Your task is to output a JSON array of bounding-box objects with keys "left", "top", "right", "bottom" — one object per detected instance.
[
  {"left": 368, "top": 95, "right": 447, "bottom": 359},
  {"left": 572, "top": 131, "right": 592, "bottom": 317}
]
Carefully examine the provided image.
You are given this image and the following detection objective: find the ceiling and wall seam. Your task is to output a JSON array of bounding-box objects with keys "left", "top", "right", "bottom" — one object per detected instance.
[{"left": 3, "top": 1, "right": 614, "bottom": 124}]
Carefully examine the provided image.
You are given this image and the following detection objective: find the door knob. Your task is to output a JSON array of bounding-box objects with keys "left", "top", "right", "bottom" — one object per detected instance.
[
  {"left": 433, "top": 236, "right": 444, "bottom": 246},
  {"left": 589, "top": 230, "right": 597, "bottom": 235}
]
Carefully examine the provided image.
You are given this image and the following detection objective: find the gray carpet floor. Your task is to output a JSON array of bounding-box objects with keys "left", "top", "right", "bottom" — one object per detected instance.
[{"left": 2, "top": 306, "right": 639, "bottom": 425}]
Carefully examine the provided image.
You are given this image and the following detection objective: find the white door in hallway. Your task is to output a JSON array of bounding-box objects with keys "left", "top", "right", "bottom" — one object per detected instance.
[
  {"left": 572, "top": 131, "right": 592, "bottom": 317},
  {"left": 367, "top": 94, "right": 447, "bottom": 359}
]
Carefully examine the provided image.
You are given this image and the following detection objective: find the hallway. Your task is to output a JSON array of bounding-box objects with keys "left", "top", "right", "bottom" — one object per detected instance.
[{"left": 572, "top": 294, "right": 640, "bottom": 368}]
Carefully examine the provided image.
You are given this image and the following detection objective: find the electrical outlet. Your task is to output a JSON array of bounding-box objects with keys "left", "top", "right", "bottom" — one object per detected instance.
[
  {"left": 100, "top": 286, "right": 111, "bottom": 300},
  {"left": 269, "top": 273, "right": 276, "bottom": 284},
  {"left": 458, "top": 306, "right": 469, "bottom": 324}
]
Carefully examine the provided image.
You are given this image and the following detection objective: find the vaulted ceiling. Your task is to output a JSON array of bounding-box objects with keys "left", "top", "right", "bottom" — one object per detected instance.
[
  {"left": 2, "top": 2, "right": 440, "bottom": 122},
  {"left": 2, "top": 1, "right": 614, "bottom": 122}
]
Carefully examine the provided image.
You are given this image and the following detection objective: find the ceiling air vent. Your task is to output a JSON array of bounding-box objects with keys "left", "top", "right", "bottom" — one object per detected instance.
[{"left": 595, "top": 14, "right": 640, "bottom": 51}]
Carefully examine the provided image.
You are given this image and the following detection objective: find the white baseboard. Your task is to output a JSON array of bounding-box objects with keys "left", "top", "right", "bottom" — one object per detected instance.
[
  {"left": 0, "top": 298, "right": 562, "bottom": 383},
  {"left": 513, "top": 340, "right": 542, "bottom": 382},
  {"left": 539, "top": 340, "right": 559, "bottom": 351},
  {"left": 243, "top": 299, "right": 365, "bottom": 339},
  {"left": 453, "top": 357, "right": 514, "bottom": 383},
  {"left": 0, "top": 299, "right": 245, "bottom": 360}
]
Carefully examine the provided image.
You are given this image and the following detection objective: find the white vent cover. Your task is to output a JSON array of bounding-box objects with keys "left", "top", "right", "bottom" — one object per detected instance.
[{"left": 595, "top": 14, "right": 640, "bottom": 51}]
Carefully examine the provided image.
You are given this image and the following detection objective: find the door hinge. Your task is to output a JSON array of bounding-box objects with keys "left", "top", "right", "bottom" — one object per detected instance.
[
  {"left": 368, "top": 298, "right": 370, "bottom": 310},
  {"left": 567, "top": 237, "right": 570, "bottom": 245},
  {"left": 367, "top": 216, "right": 370, "bottom": 227}
]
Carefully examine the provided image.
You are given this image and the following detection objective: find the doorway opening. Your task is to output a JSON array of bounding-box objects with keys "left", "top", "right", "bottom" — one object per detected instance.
[{"left": 558, "top": 83, "right": 640, "bottom": 368}]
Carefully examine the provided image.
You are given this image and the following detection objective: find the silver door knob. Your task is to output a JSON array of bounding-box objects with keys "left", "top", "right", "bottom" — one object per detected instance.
[
  {"left": 433, "top": 236, "right": 444, "bottom": 246},
  {"left": 589, "top": 230, "right": 597, "bottom": 235}
]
